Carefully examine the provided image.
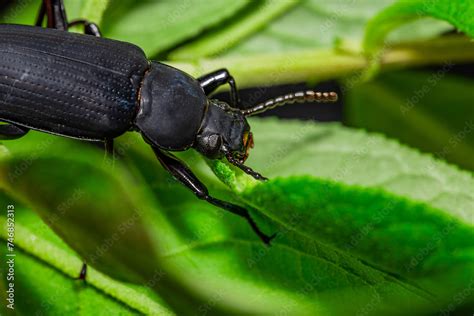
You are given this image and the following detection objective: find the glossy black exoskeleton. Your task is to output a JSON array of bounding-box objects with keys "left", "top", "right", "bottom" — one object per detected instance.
[{"left": 0, "top": 0, "right": 338, "bottom": 246}]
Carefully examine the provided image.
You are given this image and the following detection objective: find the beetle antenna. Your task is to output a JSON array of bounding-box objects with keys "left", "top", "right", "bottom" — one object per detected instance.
[{"left": 241, "top": 91, "right": 338, "bottom": 116}]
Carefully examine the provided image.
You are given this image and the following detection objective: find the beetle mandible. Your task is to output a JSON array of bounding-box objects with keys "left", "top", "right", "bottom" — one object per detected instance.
[{"left": 0, "top": 0, "right": 338, "bottom": 245}]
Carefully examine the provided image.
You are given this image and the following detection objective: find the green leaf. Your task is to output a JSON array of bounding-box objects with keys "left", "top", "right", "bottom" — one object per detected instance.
[
  {"left": 0, "top": 0, "right": 40, "bottom": 24},
  {"left": 364, "top": 0, "right": 474, "bottom": 54},
  {"left": 0, "top": 245, "right": 140, "bottom": 315},
  {"left": 0, "top": 193, "right": 172, "bottom": 315},
  {"left": 0, "top": 129, "right": 434, "bottom": 315},
  {"left": 0, "top": 134, "right": 172, "bottom": 281},
  {"left": 169, "top": 0, "right": 297, "bottom": 60},
  {"left": 222, "top": 0, "right": 453, "bottom": 56},
  {"left": 101, "top": 0, "right": 249, "bottom": 56},
  {"left": 1, "top": 0, "right": 471, "bottom": 89},
  {"left": 2, "top": 118, "right": 473, "bottom": 314},
  {"left": 120, "top": 138, "right": 435, "bottom": 315},
  {"left": 225, "top": 0, "right": 396, "bottom": 55},
  {"left": 0, "top": 143, "right": 233, "bottom": 314},
  {"left": 162, "top": 0, "right": 467, "bottom": 88},
  {"left": 211, "top": 118, "right": 474, "bottom": 306},
  {"left": 345, "top": 70, "right": 474, "bottom": 171}
]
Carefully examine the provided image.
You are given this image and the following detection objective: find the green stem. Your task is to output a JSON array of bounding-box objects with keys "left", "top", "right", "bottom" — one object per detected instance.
[{"left": 167, "top": 36, "right": 474, "bottom": 88}]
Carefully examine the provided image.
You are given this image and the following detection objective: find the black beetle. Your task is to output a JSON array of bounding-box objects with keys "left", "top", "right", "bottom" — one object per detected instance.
[{"left": 0, "top": 0, "right": 338, "bottom": 245}]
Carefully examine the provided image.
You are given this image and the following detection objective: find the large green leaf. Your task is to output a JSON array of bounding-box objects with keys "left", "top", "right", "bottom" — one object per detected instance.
[
  {"left": 210, "top": 118, "right": 474, "bottom": 307},
  {"left": 139, "top": 113, "right": 473, "bottom": 312},
  {"left": 3, "top": 118, "right": 472, "bottom": 314}
]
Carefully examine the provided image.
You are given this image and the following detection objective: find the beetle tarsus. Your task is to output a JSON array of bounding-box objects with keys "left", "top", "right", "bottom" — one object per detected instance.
[
  {"left": 104, "top": 138, "right": 114, "bottom": 156},
  {"left": 153, "top": 147, "right": 273, "bottom": 244},
  {"left": 204, "top": 195, "right": 275, "bottom": 245},
  {"left": 74, "top": 263, "right": 87, "bottom": 282},
  {"left": 0, "top": 124, "right": 29, "bottom": 140},
  {"left": 226, "top": 154, "right": 268, "bottom": 181}
]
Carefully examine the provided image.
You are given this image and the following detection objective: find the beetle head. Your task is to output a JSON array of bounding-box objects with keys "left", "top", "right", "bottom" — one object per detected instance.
[
  {"left": 194, "top": 90, "right": 338, "bottom": 180},
  {"left": 195, "top": 99, "right": 253, "bottom": 163}
]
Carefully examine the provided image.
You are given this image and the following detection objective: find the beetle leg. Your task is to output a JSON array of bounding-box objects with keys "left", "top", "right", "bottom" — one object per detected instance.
[
  {"left": 69, "top": 20, "right": 102, "bottom": 37},
  {"left": 35, "top": 1, "right": 46, "bottom": 27},
  {"left": 153, "top": 147, "right": 276, "bottom": 245},
  {"left": 36, "top": 0, "right": 68, "bottom": 30},
  {"left": 0, "top": 124, "right": 29, "bottom": 140},
  {"left": 197, "top": 69, "right": 241, "bottom": 109},
  {"left": 104, "top": 138, "right": 114, "bottom": 156},
  {"left": 225, "top": 154, "right": 268, "bottom": 181},
  {"left": 37, "top": 0, "right": 102, "bottom": 37},
  {"left": 74, "top": 263, "right": 87, "bottom": 282}
]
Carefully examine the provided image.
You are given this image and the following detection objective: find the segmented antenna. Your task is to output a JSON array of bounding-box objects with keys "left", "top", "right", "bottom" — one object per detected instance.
[{"left": 241, "top": 91, "right": 338, "bottom": 116}]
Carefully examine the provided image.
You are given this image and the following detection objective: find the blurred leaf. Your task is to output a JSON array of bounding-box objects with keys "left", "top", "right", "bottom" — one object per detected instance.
[
  {"left": 0, "top": 0, "right": 109, "bottom": 25},
  {"left": 364, "top": 0, "right": 474, "bottom": 54},
  {"left": 0, "top": 192, "right": 172, "bottom": 315},
  {"left": 218, "top": 0, "right": 452, "bottom": 56},
  {"left": 0, "top": 0, "right": 40, "bottom": 24},
  {"left": 0, "top": 134, "right": 166, "bottom": 282},
  {"left": 169, "top": 0, "right": 297, "bottom": 60},
  {"left": 344, "top": 70, "right": 474, "bottom": 171},
  {"left": 101, "top": 0, "right": 249, "bottom": 56},
  {"left": 0, "top": 245, "right": 141, "bottom": 315},
  {"left": 1, "top": 0, "right": 471, "bottom": 89}
]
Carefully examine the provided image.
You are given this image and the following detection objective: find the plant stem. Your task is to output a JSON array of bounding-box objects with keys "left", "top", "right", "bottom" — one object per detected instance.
[{"left": 167, "top": 36, "right": 474, "bottom": 88}]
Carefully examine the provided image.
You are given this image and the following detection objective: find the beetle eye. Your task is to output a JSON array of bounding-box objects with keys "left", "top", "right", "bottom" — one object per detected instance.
[
  {"left": 243, "top": 131, "right": 249, "bottom": 146},
  {"left": 241, "top": 131, "right": 253, "bottom": 162}
]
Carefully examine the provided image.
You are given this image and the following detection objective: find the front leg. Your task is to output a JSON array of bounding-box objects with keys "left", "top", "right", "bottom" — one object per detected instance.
[
  {"left": 197, "top": 69, "right": 241, "bottom": 109},
  {"left": 153, "top": 147, "right": 275, "bottom": 245}
]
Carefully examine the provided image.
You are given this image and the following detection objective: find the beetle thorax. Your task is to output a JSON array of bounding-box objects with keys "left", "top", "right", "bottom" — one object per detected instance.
[{"left": 135, "top": 62, "right": 208, "bottom": 151}]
